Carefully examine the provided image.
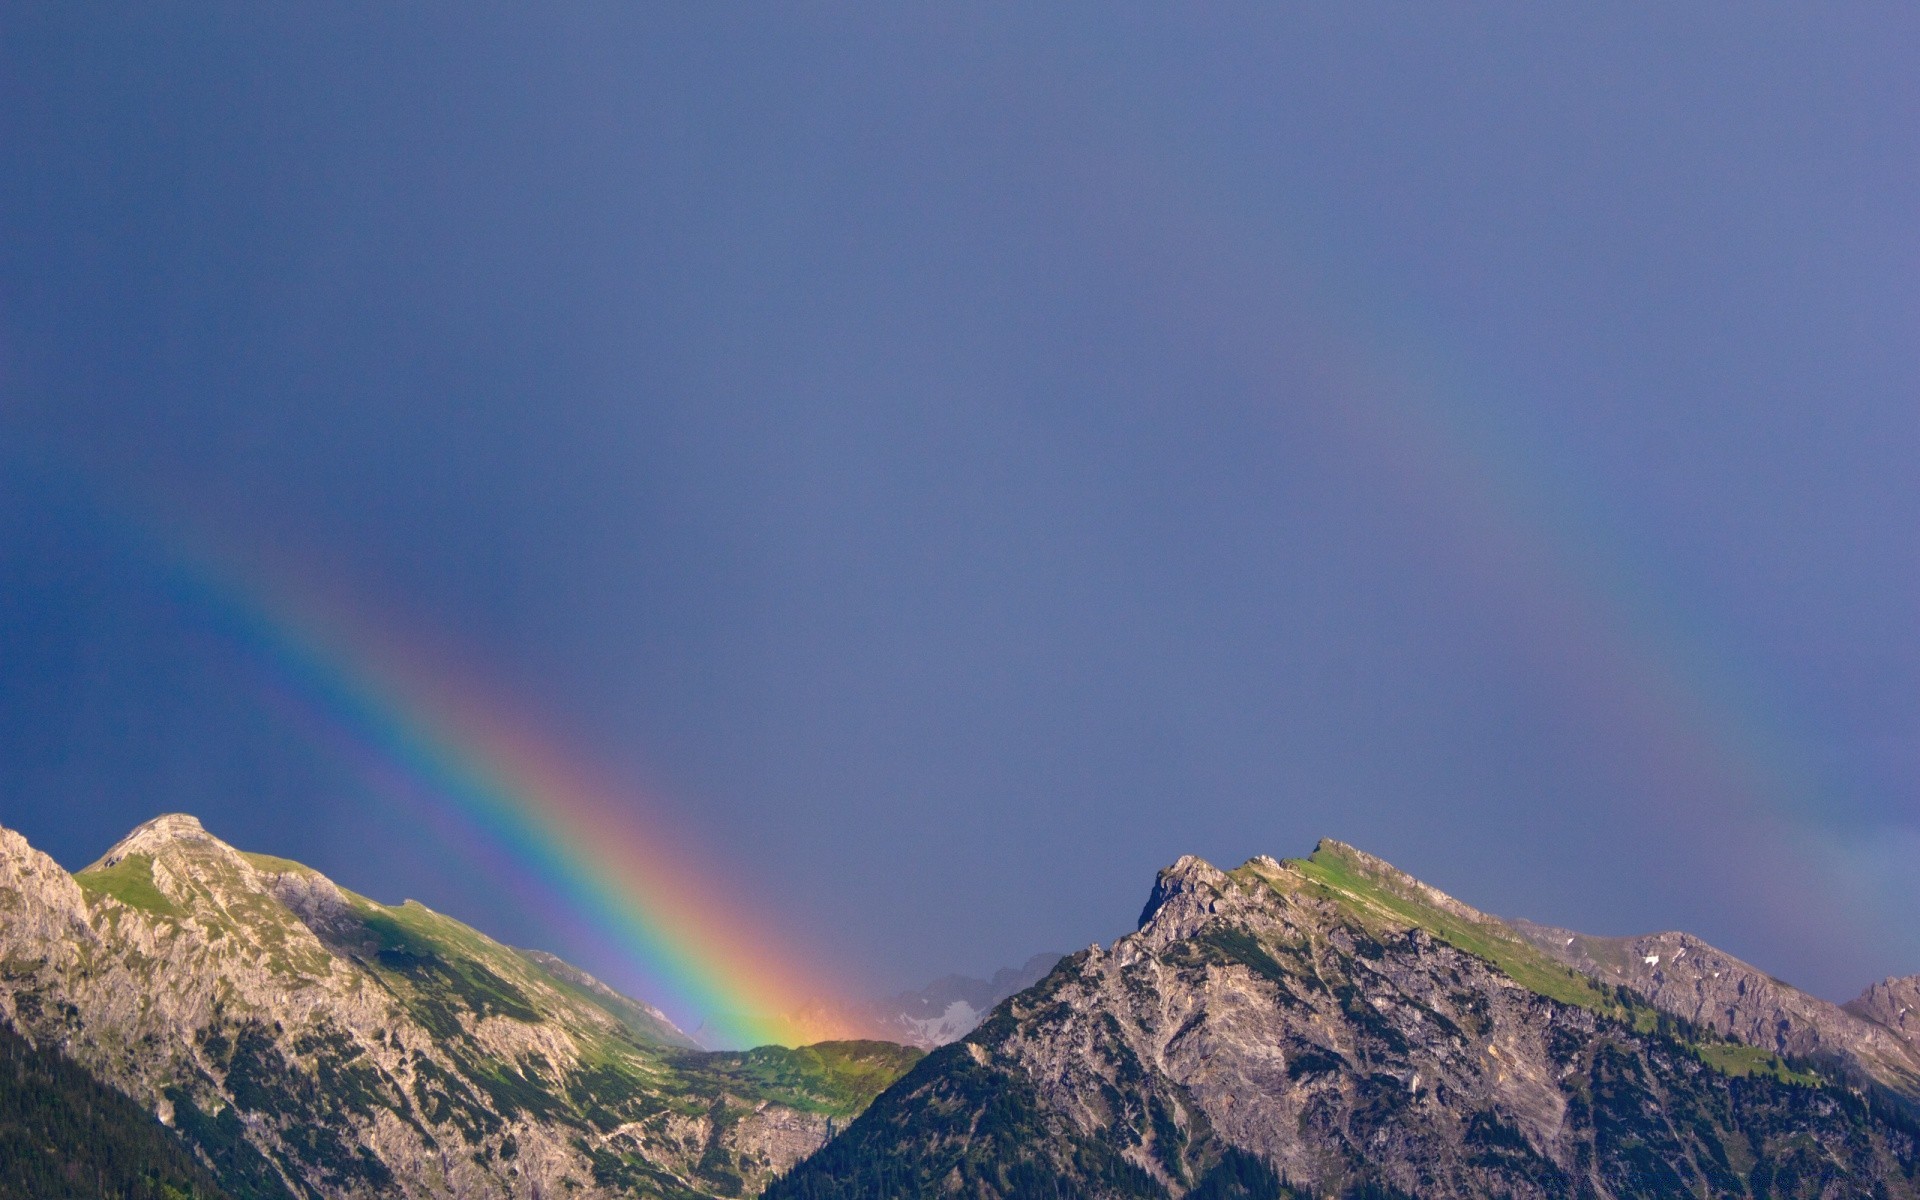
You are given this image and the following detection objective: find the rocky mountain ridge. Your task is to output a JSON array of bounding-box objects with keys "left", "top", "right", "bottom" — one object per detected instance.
[
  {"left": 771, "top": 841, "right": 1920, "bottom": 1199},
  {"left": 10, "top": 815, "right": 1920, "bottom": 1199},
  {"left": 1510, "top": 919, "right": 1920, "bottom": 1100},
  {"left": 0, "top": 814, "right": 919, "bottom": 1200}
]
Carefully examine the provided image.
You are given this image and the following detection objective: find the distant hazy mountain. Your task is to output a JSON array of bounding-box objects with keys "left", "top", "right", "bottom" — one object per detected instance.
[
  {"left": 770, "top": 841, "right": 1920, "bottom": 1200},
  {"left": 0, "top": 815, "right": 919, "bottom": 1200},
  {"left": 776, "top": 954, "right": 1063, "bottom": 1051},
  {"left": 857, "top": 953, "right": 1064, "bottom": 1049},
  {"left": 884, "top": 953, "right": 1064, "bottom": 1047}
]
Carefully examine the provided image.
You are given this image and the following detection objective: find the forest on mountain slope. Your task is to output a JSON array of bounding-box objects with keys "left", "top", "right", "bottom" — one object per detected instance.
[{"left": 0, "top": 1020, "right": 232, "bottom": 1200}]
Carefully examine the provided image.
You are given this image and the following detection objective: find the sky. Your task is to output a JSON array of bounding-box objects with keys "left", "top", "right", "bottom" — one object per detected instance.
[{"left": 1, "top": 4, "right": 1915, "bottom": 1024}]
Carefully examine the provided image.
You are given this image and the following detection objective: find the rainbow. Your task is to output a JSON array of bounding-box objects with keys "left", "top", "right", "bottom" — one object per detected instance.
[
  {"left": 164, "top": 550, "right": 837, "bottom": 1049},
  {"left": 1081, "top": 185, "right": 1873, "bottom": 978},
  {"left": 1239, "top": 299, "right": 1863, "bottom": 968},
  {"left": 101, "top": 192, "right": 1883, "bottom": 1016}
]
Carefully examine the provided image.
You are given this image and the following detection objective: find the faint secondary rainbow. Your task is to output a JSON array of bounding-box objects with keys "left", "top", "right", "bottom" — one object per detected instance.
[
  {"left": 1094, "top": 163, "right": 1874, "bottom": 974},
  {"left": 1217, "top": 271, "right": 1866, "bottom": 963},
  {"left": 164, "top": 549, "right": 836, "bottom": 1049}
]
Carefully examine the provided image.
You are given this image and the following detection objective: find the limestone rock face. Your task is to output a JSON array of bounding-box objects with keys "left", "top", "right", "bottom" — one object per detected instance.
[
  {"left": 0, "top": 815, "right": 917, "bottom": 1200},
  {"left": 1849, "top": 976, "right": 1920, "bottom": 1053},
  {"left": 771, "top": 843, "right": 1920, "bottom": 1200}
]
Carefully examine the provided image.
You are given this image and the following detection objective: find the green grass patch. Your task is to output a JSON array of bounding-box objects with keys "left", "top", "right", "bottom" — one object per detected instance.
[
  {"left": 341, "top": 897, "right": 542, "bottom": 1033},
  {"left": 75, "top": 854, "right": 183, "bottom": 918},
  {"left": 238, "top": 852, "right": 318, "bottom": 876},
  {"left": 1693, "top": 1042, "right": 1822, "bottom": 1087},
  {"left": 1263, "top": 846, "right": 1822, "bottom": 1088},
  {"left": 673, "top": 1041, "right": 924, "bottom": 1117},
  {"left": 1277, "top": 846, "right": 1625, "bottom": 1017}
]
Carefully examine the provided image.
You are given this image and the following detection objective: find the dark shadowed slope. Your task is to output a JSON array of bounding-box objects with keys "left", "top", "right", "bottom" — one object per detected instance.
[{"left": 0, "top": 1019, "right": 233, "bottom": 1200}]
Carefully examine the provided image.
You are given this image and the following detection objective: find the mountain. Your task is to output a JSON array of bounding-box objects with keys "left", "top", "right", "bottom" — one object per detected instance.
[
  {"left": 16, "top": 815, "right": 1920, "bottom": 1200},
  {"left": 0, "top": 815, "right": 919, "bottom": 1200},
  {"left": 786, "top": 954, "right": 1064, "bottom": 1050},
  {"left": 769, "top": 840, "right": 1920, "bottom": 1200}
]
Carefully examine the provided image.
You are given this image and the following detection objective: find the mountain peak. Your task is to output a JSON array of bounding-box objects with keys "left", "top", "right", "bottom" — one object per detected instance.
[
  {"left": 129, "top": 811, "right": 206, "bottom": 836},
  {"left": 0, "top": 817, "right": 895, "bottom": 1197},
  {"left": 1308, "top": 836, "right": 1411, "bottom": 884},
  {"left": 1135, "top": 853, "right": 1230, "bottom": 933},
  {"left": 85, "top": 813, "right": 230, "bottom": 872},
  {"left": 773, "top": 835, "right": 1920, "bottom": 1200}
]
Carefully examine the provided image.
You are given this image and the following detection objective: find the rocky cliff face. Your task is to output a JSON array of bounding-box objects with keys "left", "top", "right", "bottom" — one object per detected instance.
[
  {"left": 0, "top": 816, "right": 918, "bottom": 1200},
  {"left": 1509, "top": 920, "right": 1920, "bottom": 1099},
  {"left": 769, "top": 842, "right": 1920, "bottom": 1200}
]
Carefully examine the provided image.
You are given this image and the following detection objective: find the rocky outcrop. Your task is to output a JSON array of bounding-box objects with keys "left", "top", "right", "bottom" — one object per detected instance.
[
  {"left": 770, "top": 844, "right": 1920, "bottom": 1200},
  {"left": 1850, "top": 977, "right": 1920, "bottom": 1053},
  {"left": 0, "top": 815, "right": 917, "bottom": 1200}
]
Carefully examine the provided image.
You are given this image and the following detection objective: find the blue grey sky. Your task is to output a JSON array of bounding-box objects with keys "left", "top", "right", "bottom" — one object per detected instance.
[{"left": 2, "top": 4, "right": 1915, "bottom": 1012}]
